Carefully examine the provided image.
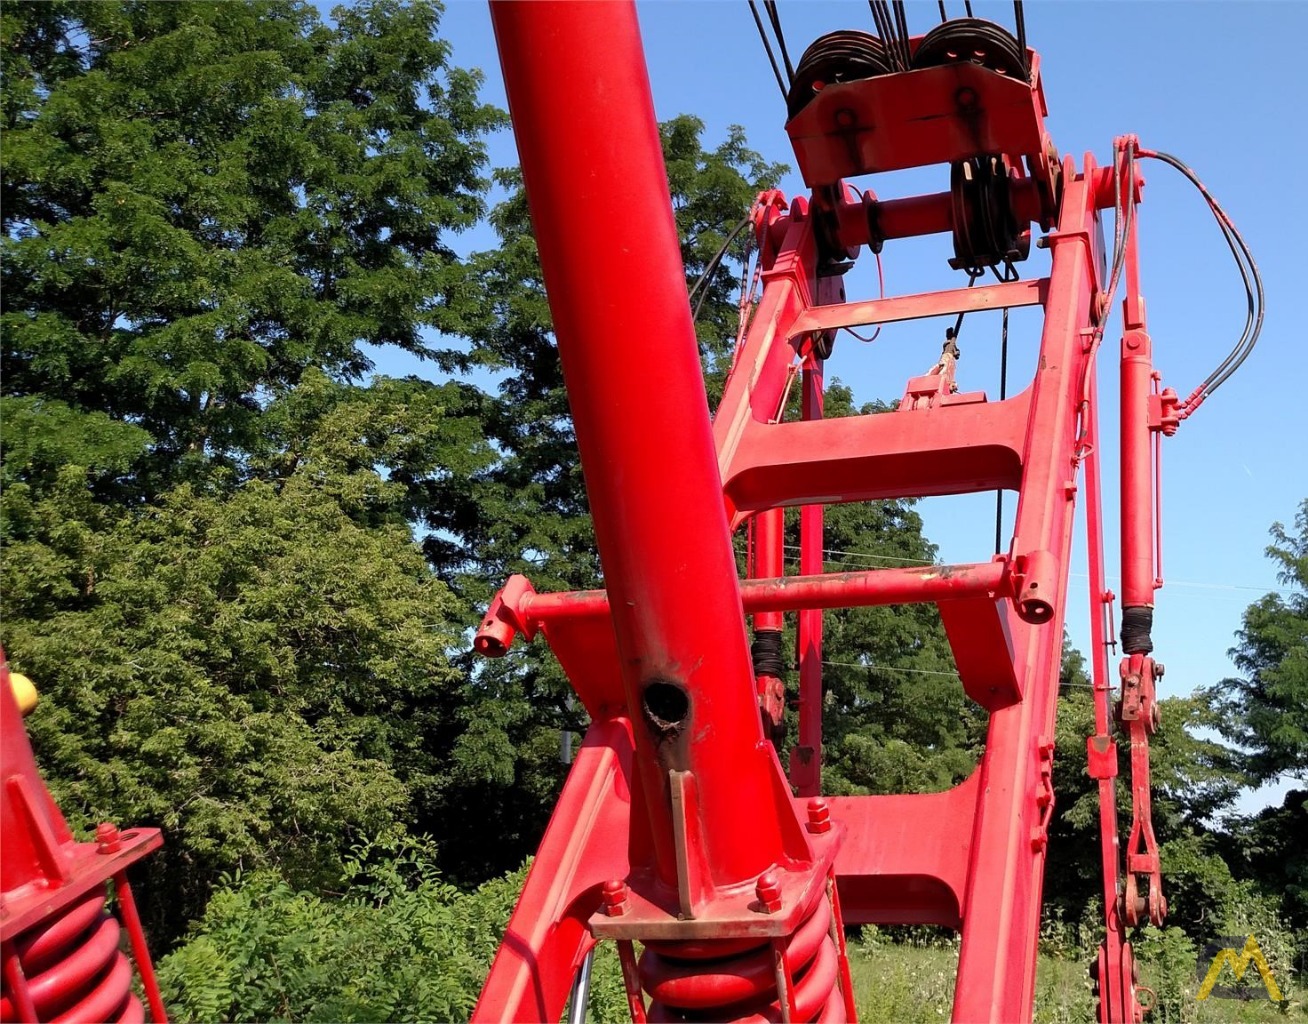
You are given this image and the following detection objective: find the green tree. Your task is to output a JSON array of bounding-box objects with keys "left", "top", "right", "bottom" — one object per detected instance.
[
  {"left": 1204, "top": 500, "right": 1308, "bottom": 782},
  {"left": 2, "top": 0, "right": 504, "bottom": 500},
  {"left": 1, "top": 0, "right": 503, "bottom": 935},
  {"left": 2, "top": 457, "right": 469, "bottom": 933},
  {"left": 1230, "top": 789, "right": 1308, "bottom": 929}
]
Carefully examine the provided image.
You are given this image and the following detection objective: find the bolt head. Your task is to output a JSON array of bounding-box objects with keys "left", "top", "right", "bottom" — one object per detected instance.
[
  {"left": 95, "top": 822, "right": 121, "bottom": 854},
  {"left": 601, "top": 878, "right": 628, "bottom": 916},
  {"left": 806, "top": 798, "right": 832, "bottom": 834},
  {"left": 755, "top": 870, "right": 783, "bottom": 913}
]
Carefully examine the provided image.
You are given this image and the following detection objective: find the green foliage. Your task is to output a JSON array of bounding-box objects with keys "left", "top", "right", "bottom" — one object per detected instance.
[
  {"left": 157, "top": 839, "right": 524, "bottom": 1023},
  {"left": 1158, "top": 832, "right": 1240, "bottom": 942},
  {"left": 1204, "top": 500, "right": 1308, "bottom": 783},
  {"left": 848, "top": 931, "right": 959, "bottom": 1022},
  {"left": 4, "top": 4, "right": 1296, "bottom": 1017},
  {"left": 1134, "top": 925, "right": 1199, "bottom": 1022},
  {"left": 799, "top": 393, "right": 980, "bottom": 797},
  {"left": 2, "top": 0, "right": 504, "bottom": 496},
  {"left": 3, "top": 467, "right": 466, "bottom": 930},
  {"left": 1224, "top": 789, "right": 1308, "bottom": 931}
]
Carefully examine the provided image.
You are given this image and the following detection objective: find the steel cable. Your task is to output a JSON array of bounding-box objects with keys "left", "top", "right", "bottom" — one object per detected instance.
[{"left": 748, "top": 0, "right": 789, "bottom": 99}]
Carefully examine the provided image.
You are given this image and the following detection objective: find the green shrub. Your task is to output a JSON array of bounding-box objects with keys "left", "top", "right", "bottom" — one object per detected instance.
[
  {"left": 157, "top": 838, "right": 521, "bottom": 1023},
  {"left": 1133, "top": 925, "right": 1198, "bottom": 1022}
]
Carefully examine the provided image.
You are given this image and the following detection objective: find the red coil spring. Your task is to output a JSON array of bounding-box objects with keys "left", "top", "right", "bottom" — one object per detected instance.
[
  {"left": 0, "top": 892, "right": 144, "bottom": 1024},
  {"left": 640, "top": 893, "right": 844, "bottom": 1023}
]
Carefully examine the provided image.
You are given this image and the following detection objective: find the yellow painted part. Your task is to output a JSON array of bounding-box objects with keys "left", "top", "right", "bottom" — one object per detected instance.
[{"left": 9, "top": 672, "right": 38, "bottom": 716}]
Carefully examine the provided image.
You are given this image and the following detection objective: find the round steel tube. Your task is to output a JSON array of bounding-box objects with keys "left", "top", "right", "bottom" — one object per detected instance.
[
  {"left": 490, "top": 0, "right": 793, "bottom": 887},
  {"left": 523, "top": 561, "right": 1009, "bottom": 623}
]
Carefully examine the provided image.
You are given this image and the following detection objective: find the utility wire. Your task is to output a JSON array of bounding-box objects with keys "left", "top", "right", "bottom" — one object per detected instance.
[
  {"left": 782, "top": 544, "right": 936, "bottom": 567},
  {"left": 780, "top": 545, "right": 1295, "bottom": 598}
]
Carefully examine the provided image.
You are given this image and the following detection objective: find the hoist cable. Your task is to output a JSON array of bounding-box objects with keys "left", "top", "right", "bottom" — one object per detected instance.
[
  {"left": 867, "top": 2, "right": 894, "bottom": 67},
  {"left": 937, "top": 0, "right": 948, "bottom": 23},
  {"left": 763, "top": 1, "right": 796, "bottom": 83},
  {"left": 1136, "top": 149, "right": 1263, "bottom": 413},
  {"left": 747, "top": 1, "right": 789, "bottom": 99},
  {"left": 949, "top": 270, "right": 982, "bottom": 339},
  {"left": 994, "top": 305, "right": 1009, "bottom": 555},
  {"left": 891, "top": 0, "right": 914, "bottom": 70},
  {"left": 868, "top": 1, "right": 907, "bottom": 70},
  {"left": 1013, "top": 1, "right": 1027, "bottom": 71},
  {"left": 991, "top": 260, "right": 1016, "bottom": 554}
]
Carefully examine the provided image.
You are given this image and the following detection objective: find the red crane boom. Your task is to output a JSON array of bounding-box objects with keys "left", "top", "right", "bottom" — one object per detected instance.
[{"left": 472, "top": 3, "right": 1217, "bottom": 1022}]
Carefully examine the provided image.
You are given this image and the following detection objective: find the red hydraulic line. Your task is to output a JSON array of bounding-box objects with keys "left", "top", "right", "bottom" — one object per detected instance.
[
  {"left": 489, "top": 0, "right": 795, "bottom": 888},
  {"left": 793, "top": 360, "right": 825, "bottom": 798}
]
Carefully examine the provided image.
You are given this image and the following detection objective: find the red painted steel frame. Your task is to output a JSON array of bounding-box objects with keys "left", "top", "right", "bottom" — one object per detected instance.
[
  {"left": 1, "top": 654, "right": 167, "bottom": 1024},
  {"left": 481, "top": 4, "right": 838, "bottom": 1022},
  {"left": 477, "top": 6, "right": 1166, "bottom": 1023}
]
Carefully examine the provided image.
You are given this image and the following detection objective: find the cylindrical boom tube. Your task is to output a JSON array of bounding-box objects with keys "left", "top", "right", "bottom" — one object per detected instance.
[
  {"left": 490, "top": 0, "right": 794, "bottom": 888},
  {"left": 518, "top": 560, "right": 1009, "bottom": 625}
]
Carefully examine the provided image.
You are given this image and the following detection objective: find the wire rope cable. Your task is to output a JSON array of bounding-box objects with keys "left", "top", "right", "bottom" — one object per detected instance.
[{"left": 747, "top": 0, "right": 789, "bottom": 99}]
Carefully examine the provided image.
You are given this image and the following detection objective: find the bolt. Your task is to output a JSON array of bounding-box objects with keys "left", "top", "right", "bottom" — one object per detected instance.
[
  {"left": 806, "top": 798, "right": 832, "bottom": 834},
  {"left": 755, "top": 870, "right": 782, "bottom": 914},
  {"left": 95, "top": 822, "right": 121, "bottom": 854},
  {"left": 601, "top": 878, "right": 628, "bottom": 917}
]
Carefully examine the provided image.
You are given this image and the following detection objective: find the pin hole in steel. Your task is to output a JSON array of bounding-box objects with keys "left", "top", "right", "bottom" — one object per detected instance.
[{"left": 642, "top": 681, "right": 691, "bottom": 735}]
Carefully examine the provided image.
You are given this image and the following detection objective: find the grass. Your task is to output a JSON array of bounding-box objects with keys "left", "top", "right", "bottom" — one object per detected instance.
[{"left": 845, "top": 937, "right": 1302, "bottom": 1023}]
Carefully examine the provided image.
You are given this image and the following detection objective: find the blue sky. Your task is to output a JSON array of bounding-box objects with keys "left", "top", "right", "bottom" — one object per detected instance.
[{"left": 376, "top": 1, "right": 1307, "bottom": 811}]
